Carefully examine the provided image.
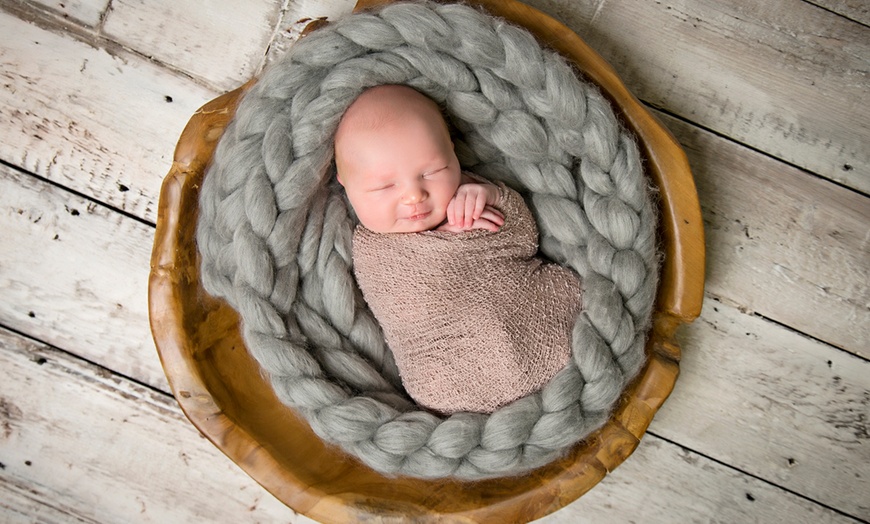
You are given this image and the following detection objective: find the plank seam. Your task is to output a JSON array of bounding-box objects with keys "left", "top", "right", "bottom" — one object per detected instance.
[
  {"left": 258, "top": 0, "right": 293, "bottom": 75},
  {"left": 0, "top": 0, "right": 224, "bottom": 94},
  {"left": 0, "top": 158, "right": 156, "bottom": 229},
  {"left": 646, "top": 430, "right": 870, "bottom": 523},
  {"left": 645, "top": 103, "right": 870, "bottom": 199},
  {"left": 704, "top": 293, "right": 870, "bottom": 363},
  {"left": 801, "top": 0, "right": 870, "bottom": 29},
  {"left": 0, "top": 323, "right": 171, "bottom": 399}
]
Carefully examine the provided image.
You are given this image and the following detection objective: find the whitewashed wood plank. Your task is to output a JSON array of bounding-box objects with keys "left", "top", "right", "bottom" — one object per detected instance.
[
  {"left": 1, "top": 326, "right": 857, "bottom": 524},
  {"left": 282, "top": 0, "right": 355, "bottom": 25},
  {"left": 524, "top": 0, "right": 870, "bottom": 193},
  {"left": 810, "top": 0, "right": 870, "bottom": 26},
  {"left": 102, "top": 0, "right": 283, "bottom": 91},
  {"left": 1, "top": 486, "right": 95, "bottom": 524},
  {"left": 0, "top": 10, "right": 217, "bottom": 224},
  {"left": 265, "top": 0, "right": 356, "bottom": 67},
  {"left": 25, "top": 0, "right": 110, "bottom": 27},
  {"left": 660, "top": 111, "right": 870, "bottom": 357},
  {"left": 0, "top": 164, "right": 166, "bottom": 390},
  {"left": 650, "top": 296, "right": 870, "bottom": 520},
  {"left": 541, "top": 438, "right": 861, "bottom": 524},
  {"left": 0, "top": 328, "right": 310, "bottom": 524}
]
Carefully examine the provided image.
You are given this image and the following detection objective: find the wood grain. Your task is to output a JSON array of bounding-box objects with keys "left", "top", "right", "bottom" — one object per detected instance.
[
  {"left": 0, "top": 328, "right": 304, "bottom": 523},
  {"left": 25, "top": 0, "right": 110, "bottom": 27},
  {"left": 543, "top": 439, "right": 862, "bottom": 524},
  {"left": 102, "top": 0, "right": 283, "bottom": 91},
  {"left": 522, "top": 0, "right": 870, "bottom": 193},
  {"left": 0, "top": 164, "right": 166, "bottom": 389},
  {"left": 658, "top": 110, "right": 870, "bottom": 357},
  {"left": 0, "top": 10, "right": 217, "bottom": 224},
  {"left": 810, "top": 0, "right": 870, "bottom": 26},
  {"left": 653, "top": 297, "right": 870, "bottom": 518}
]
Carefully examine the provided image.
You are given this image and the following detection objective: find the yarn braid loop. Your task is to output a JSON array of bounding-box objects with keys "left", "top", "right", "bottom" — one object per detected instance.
[{"left": 196, "top": 1, "right": 658, "bottom": 480}]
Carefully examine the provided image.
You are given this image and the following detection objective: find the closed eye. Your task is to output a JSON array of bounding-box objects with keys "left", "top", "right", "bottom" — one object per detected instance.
[
  {"left": 369, "top": 184, "right": 394, "bottom": 192},
  {"left": 423, "top": 167, "right": 448, "bottom": 178}
]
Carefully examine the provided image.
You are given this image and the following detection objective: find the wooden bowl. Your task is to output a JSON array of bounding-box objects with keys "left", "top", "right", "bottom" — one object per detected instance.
[{"left": 148, "top": 0, "right": 705, "bottom": 521}]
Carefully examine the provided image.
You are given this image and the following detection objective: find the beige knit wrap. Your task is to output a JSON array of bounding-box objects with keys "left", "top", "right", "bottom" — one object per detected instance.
[{"left": 352, "top": 183, "right": 583, "bottom": 414}]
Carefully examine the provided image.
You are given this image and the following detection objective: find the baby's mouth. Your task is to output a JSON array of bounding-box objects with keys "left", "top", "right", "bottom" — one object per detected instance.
[{"left": 407, "top": 210, "right": 431, "bottom": 221}]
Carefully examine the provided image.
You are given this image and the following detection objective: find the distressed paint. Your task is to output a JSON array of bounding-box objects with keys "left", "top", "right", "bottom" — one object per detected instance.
[
  {"left": 0, "top": 10, "right": 217, "bottom": 224},
  {"left": 524, "top": 0, "right": 870, "bottom": 193},
  {"left": 102, "top": 0, "right": 285, "bottom": 90},
  {"left": 653, "top": 297, "right": 870, "bottom": 518},
  {"left": 0, "top": 328, "right": 306, "bottom": 523}
]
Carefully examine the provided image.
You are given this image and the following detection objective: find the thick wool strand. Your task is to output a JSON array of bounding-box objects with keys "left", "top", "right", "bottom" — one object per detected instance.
[{"left": 196, "top": 0, "right": 658, "bottom": 480}]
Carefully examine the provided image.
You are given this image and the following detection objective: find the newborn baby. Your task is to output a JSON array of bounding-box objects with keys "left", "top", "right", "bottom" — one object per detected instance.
[{"left": 336, "top": 85, "right": 583, "bottom": 414}]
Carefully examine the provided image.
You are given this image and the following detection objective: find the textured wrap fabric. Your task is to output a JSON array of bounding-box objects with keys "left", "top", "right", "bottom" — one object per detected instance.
[
  {"left": 353, "top": 182, "right": 582, "bottom": 414},
  {"left": 195, "top": 0, "right": 659, "bottom": 479}
]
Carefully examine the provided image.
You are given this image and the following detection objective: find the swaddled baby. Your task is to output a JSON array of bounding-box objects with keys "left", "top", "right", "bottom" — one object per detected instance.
[{"left": 336, "top": 85, "right": 583, "bottom": 414}]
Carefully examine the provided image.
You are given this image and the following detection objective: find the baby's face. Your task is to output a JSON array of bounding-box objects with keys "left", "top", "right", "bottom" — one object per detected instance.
[{"left": 336, "top": 87, "right": 462, "bottom": 234}]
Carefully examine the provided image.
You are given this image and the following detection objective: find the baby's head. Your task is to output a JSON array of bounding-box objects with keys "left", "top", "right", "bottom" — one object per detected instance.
[{"left": 335, "top": 85, "right": 462, "bottom": 233}]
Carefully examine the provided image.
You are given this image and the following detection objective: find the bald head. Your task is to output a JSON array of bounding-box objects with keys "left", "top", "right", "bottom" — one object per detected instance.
[{"left": 334, "top": 85, "right": 451, "bottom": 178}]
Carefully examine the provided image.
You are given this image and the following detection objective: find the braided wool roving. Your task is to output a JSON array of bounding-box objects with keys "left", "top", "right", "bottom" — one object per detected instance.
[{"left": 196, "top": 0, "right": 659, "bottom": 479}]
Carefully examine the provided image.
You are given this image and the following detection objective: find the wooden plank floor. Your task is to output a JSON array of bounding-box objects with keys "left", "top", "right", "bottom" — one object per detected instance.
[{"left": 1, "top": 0, "right": 867, "bottom": 522}]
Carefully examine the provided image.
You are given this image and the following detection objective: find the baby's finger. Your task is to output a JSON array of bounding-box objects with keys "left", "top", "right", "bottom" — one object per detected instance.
[
  {"left": 480, "top": 206, "right": 505, "bottom": 225},
  {"left": 452, "top": 193, "right": 468, "bottom": 226},
  {"left": 464, "top": 192, "right": 478, "bottom": 228},
  {"left": 447, "top": 197, "right": 464, "bottom": 226},
  {"left": 479, "top": 209, "right": 504, "bottom": 227},
  {"left": 472, "top": 191, "right": 488, "bottom": 221},
  {"left": 472, "top": 217, "right": 501, "bottom": 232}
]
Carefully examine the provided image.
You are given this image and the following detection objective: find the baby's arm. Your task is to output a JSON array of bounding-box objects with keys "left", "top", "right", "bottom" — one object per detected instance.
[{"left": 441, "top": 175, "right": 503, "bottom": 232}]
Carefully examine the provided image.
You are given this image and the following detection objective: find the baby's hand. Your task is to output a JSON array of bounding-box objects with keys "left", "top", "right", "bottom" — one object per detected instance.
[
  {"left": 447, "top": 183, "right": 501, "bottom": 229},
  {"left": 436, "top": 205, "right": 504, "bottom": 233}
]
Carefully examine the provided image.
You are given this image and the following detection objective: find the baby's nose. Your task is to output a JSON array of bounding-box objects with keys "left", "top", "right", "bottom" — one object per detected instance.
[{"left": 402, "top": 185, "right": 428, "bottom": 204}]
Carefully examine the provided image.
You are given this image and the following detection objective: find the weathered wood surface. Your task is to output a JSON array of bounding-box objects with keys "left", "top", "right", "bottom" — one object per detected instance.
[
  {"left": 0, "top": 8, "right": 217, "bottom": 224},
  {"left": 656, "top": 110, "right": 870, "bottom": 357},
  {"left": 523, "top": 0, "right": 870, "bottom": 194},
  {"left": 26, "top": 0, "right": 110, "bottom": 27},
  {"left": 1, "top": 164, "right": 166, "bottom": 390},
  {"left": 101, "top": 0, "right": 283, "bottom": 91},
  {"left": 0, "top": 328, "right": 306, "bottom": 523},
  {"left": 654, "top": 297, "right": 870, "bottom": 518},
  {"left": 1, "top": 0, "right": 868, "bottom": 521},
  {"left": 1, "top": 326, "right": 860, "bottom": 523},
  {"left": 809, "top": 0, "right": 870, "bottom": 26}
]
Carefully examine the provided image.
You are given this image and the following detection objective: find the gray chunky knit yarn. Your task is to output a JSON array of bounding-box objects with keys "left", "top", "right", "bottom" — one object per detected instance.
[{"left": 196, "top": 0, "right": 658, "bottom": 479}]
